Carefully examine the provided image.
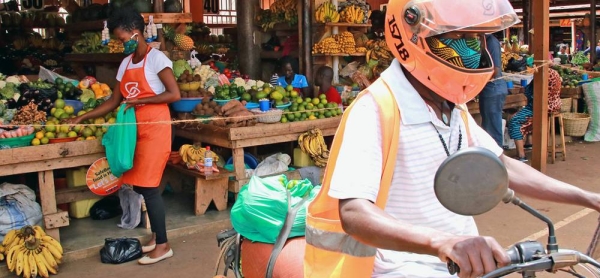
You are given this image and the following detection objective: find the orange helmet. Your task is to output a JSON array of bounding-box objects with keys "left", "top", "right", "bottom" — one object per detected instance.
[{"left": 385, "top": 0, "right": 519, "bottom": 104}]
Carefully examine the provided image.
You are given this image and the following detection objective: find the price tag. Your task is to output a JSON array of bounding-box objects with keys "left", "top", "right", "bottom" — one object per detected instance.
[
  {"left": 20, "top": 0, "right": 43, "bottom": 10},
  {"left": 86, "top": 157, "right": 123, "bottom": 196}
]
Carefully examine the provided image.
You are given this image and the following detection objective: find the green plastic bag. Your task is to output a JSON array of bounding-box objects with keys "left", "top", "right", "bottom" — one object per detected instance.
[
  {"left": 102, "top": 104, "right": 137, "bottom": 178},
  {"left": 230, "top": 175, "right": 320, "bottom": 243}
]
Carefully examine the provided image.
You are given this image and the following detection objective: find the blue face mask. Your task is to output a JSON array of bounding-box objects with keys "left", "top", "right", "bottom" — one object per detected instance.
[
  {"left": 123, "top": 33, "right": 139, "bottom": 55},
  {"left": 427, "top": 37, "right": 482, "bottom": 69}
]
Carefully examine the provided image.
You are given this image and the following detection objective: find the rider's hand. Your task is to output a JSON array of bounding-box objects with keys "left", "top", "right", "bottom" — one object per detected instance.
[{"left": 434, "top": 235, "right": 510, "bottom": 278}]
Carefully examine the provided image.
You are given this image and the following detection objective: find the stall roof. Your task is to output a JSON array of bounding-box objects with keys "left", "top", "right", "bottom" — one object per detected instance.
[{"left": 510, "top": 0, "right": 598, "bottom": 19}]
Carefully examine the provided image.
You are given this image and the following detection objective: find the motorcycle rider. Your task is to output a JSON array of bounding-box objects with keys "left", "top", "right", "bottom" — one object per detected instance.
[{"left": 305, "top": 0, "right": 600, "bottom": 277}]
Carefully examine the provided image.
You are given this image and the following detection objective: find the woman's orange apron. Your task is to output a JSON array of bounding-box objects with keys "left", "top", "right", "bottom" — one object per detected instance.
[{"left": 119, "top": 47, "right": 171, "bottom": 187}]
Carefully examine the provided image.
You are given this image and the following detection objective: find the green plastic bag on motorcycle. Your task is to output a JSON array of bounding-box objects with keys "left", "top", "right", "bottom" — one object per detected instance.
[{"left": 230, "top": 174, "right": 321, "bottom": 244}]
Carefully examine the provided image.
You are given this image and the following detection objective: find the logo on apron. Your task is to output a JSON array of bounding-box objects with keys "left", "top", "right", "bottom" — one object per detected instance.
[{"left": 125, "top": 82, "right": 141, "bottom": 98}]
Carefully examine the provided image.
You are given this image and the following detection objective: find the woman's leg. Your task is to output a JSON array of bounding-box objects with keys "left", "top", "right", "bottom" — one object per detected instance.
[
  {"left": 508, "top": 108, "right": 531, "bottom": 160},
  {"left": 134, "top": 186, "right": 171, "bottom": 258}
]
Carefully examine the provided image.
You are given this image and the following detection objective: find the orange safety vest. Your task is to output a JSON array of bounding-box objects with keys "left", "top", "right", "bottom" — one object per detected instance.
[{"left": 304, "top": 78, "right": 471, "bottom": 278}]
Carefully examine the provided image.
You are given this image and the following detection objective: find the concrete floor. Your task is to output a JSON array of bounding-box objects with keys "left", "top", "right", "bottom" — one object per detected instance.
[{"left": 2, "top": 140, "right": 600, "bottom": 278}]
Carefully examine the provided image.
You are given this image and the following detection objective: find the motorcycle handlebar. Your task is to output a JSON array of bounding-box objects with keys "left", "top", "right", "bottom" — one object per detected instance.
[{"left": 447, "top": 244, "right": 600, "bottom": 278}]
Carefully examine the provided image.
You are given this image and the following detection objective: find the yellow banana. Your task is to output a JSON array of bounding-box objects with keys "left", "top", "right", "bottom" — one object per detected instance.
[
  {"left": 33, "top": 226, "right": 46, "bottom": 238},
  {"left": 35, "top": 251, "right": 48, "bottom": 278},
  {"left": 41, "top": 242, "right": 62, "bottom": 262},
  {"left": 41, "top": 247, "right": 57, "bottom": 269},
  {"left": 23, "top": 252, "right": 33, "bottom": 278},
  {"left": 3, "top": 229, "right": 17, "bottom": 247},
  {"left": 41, "top": 235, "right": 63, "bottom": 254},
  {"left": 16, "top": 248, "right": 25, "bottom": 276}
]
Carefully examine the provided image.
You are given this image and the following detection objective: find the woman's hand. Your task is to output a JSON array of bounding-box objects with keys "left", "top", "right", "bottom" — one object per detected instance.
[
  {"left": 63, "top": 116, "right": 83, "bottom": 125},
  {"left": 124, "top": 98, "right": 143, "bottom": 110}
]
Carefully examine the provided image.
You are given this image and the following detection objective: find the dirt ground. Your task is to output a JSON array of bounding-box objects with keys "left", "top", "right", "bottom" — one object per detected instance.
[{"left": 51, "top": 141, "right": 600, "bottom": 278}]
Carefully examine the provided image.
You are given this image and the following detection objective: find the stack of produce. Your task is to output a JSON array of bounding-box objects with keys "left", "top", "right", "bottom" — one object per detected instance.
[
  {"left": 192, "top": 98, "right": 218, "bottom": 117},
  {"left": 71, "top": 32, "right": 107, "bottom": 54},
  {"left": 9, "top": 102, "right": 47, "bottom": 125},
  {"left": 213, "top": 84, "right": 244, "bottom": 101},
  {"left": 2, "top": 225, "right": 63, "bottom": 278},
  {"left": 163, "top": 24, "right": 194, "bottom": 51},
  {"left": 178, "top": 144, "right": 219, "bottom": 172},
  {"left": 106, "top": 39, "right": 124, "bottom": 53},
  {"left": 0, "top": 126, "right": 35, "bottom": 139},
  {"left": 176, "top": 70, "right": 210, "bottom": 98},
  {"left": 281, "top": 94, "right": 342, "bottom": 123},
  {"left": 298, "top": 128, "right": 330, "bottom": 167},
  {"left": 192, "top": 65, "right": 219, "bottom": 88},
  {"left": 365, "top": 39, "right": 392, "bottom": 63},
  {"left": 313, "top": 31, "right": 363, "bottom": 55},
  {"left": 211, "top": 100, "right": 256, "bottom": 128},
  {"left": 255, "top": 0, "right": 297, "bottom": 31},
  {"left": 551, "top": 65, "right": 584, "bottom": 88},
  {"left": 315, "top": 1, "right": 340, "bottom": 23},
  {"left": 338, "top": 0, "right": 371, "bottom": 24}
]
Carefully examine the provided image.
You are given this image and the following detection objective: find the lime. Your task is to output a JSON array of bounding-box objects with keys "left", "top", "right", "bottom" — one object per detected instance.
[
  {"left": 31, "top": 138, "right": 41, "bottom": 146},
  {"left": 40, "top": 137, "right": 49, "bottom": 145},
  {"left": 54, "top": 99, "right": 65, "bottom": 109}
]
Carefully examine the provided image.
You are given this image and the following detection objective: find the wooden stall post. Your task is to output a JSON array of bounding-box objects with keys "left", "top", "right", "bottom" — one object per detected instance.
[
  {"left": 38, "top": 171, "right": 60, "bottom": 241},
  {"left": 531, "top": 0, "right": 550, "bottom": 172}
]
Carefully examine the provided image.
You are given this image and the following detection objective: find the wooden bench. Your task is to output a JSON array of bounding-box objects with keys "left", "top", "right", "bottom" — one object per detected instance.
[{"left": 164, "top": 163, "right": 235, "bottom": 215}]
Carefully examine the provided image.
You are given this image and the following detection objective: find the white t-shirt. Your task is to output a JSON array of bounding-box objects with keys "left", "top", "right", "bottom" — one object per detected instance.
[
  {"left": 328, "top": 59, "right": 503, "bottom": 278},
  {"left": 116, "top": 48, "right": 173, "bottom": 96}
]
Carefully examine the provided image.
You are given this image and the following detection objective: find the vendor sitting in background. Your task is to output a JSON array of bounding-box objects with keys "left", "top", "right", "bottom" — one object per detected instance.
[
  {"left": 277, "top": 56, "right": 310, "bottom": 97},
  {"left": 314, "top": 66, "right": 342, "bottom": 105}
]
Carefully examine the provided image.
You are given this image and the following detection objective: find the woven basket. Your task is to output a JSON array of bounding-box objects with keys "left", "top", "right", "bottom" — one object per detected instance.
[
  {"left": 560, "top": 98, "right": 572, "bottom": 113},
  {"left": 251, "top": 109, "right": 283, "bottom": 124},
  {"left": 563, "top": 113, "right": 590, "bottom": 137}
]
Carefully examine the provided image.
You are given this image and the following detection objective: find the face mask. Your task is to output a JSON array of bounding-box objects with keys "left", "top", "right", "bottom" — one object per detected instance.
[
  {"left": 426, "top": 37, "right": 482, "bottom": 69},
  {"left": 123, "top": 33, "right": 139, "bottom": 55}
]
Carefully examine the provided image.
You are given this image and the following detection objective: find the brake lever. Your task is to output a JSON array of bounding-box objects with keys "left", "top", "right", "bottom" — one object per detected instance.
[{"left": 447, "top": 258, "right": 554, "bottom": 278}]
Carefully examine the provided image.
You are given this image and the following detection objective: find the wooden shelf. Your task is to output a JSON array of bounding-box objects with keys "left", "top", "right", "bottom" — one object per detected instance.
[
  {"left": 64, "top": 13, "right": 192, "bottom": 33},
  {"left": 65, "top": 20, "right": 104, "bottom": 32},
  {"left": 64, "top": 53, "right": 126, "bottom": 63},
  {"left": 313, "top": 53, "right": 366, "bottom": 57},
  {"left": 322, "top": 22, "right": 371, "bottom": 27}
]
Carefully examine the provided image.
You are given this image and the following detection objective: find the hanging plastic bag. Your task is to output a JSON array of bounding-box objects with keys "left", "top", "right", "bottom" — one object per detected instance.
[
  {"left": 99, "top": 237, "right": 142, "bottom": 264},
  {"left": 102, "top": 103, "right": 137, "bottom": 178},
  {"left": 230, "top": 175, "right": 320, "bottom": 244}
]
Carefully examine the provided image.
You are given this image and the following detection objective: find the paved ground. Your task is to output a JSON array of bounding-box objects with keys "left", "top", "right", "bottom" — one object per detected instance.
[{"left": 47, "top": 141, "right": 600, "bottom": 278}]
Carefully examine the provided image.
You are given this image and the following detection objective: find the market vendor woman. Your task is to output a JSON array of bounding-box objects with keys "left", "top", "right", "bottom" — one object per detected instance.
[
  {"left": 65, "top": 7, "right": 180, "bottom": 265},
  {"left": 277, "top": 57, "right": 310, "bottom": 97}
]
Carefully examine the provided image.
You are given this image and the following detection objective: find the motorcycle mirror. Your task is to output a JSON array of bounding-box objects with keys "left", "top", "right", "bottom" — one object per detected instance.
[{"left": 434, "top": 147, "right": 509, "bottom": 216}]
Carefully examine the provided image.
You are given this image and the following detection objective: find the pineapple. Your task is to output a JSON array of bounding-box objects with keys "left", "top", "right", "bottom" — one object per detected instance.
[{"left": 163, "top": 24, "right": 195, "bottom": 51}]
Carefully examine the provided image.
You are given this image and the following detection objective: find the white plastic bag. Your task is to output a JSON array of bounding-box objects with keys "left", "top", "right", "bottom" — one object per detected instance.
[
  {"left": 38, "top": 66, "right": 77, "bottom": 84},
  {"left": 253, "top": 153, "right": 291, "bottom": 177},
  {"left": 0, "top": 183, "right": 43, "bottom": 241}
]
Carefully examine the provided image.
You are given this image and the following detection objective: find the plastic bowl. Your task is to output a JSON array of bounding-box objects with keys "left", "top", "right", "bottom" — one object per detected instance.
[
  {"left": 0, "top": 133, "right": 35, "bottom": 148},
  {"left": 49, "top": 137, "right": 77, "bottom": 144},
  {"left": 214, "top": 97, "right": 241, "bottom": 106},
  {"left": 245, "top": 102, "right": 260, "bottom": 109},
  {"left": 171, "top": 97, "right": 203, "bottom": 112},
  {"left": 64, "top": 99, "right": 84, "bottom": 114},
  {"left": 226, "top": 153, "right": 259, "bottom": 169}
]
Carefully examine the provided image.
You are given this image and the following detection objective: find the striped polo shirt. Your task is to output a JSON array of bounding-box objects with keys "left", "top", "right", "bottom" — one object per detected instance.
[{"left": 328, "top": 59, "right": 503, "bottom": 277}]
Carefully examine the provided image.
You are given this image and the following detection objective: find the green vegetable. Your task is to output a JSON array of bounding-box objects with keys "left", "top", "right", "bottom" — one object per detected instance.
[
  {"left": 85, "top": 98, "right": 97, "bottom": 109},
  {"left": 572, "top": 52, "right": 590, "bottom": 66},
  {"left": 80, "top": 89, "right": 95, "bottom": 104},
  {"left": 172, "top": 59, "right": 192, "bottom": 79},
  {"left": 0, "top": 83, "right": 16, "bottom": 100}
]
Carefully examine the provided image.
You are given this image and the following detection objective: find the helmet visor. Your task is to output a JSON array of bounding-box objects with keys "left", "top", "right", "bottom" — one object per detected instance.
[{"left": 407, "top": 0, "right": 520, "bottom": 37}]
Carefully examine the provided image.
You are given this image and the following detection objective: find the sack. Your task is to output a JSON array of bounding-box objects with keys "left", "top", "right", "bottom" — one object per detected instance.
[
  {"left": 506, "top": 57, "right": 528, "bottom": 72},
  {"left": 230, "top": 175, "right": 320, "bottom": 244},
  {"left": 252, "top": 153, "right": 291, "bottom": 177},
  {"left": 90, "top": 195, "right": 122, "bottom": 220},
  {"left": 0, "top": 183, "right": 42, "bottom": 241},
  {"left": 99, "top": 237, "right": 142, "bottom": 264},
  {"left": 102, "top": 103, "right": 137, "bottom": 177}
]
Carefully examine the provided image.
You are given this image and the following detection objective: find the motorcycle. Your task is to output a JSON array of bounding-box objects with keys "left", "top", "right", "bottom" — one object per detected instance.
[{"left": 434, "top": 147, "right": 600, "bottom": 278}]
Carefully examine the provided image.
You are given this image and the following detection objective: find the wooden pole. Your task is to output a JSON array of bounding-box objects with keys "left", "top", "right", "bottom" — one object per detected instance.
[
  {"left": 236, "top": 0, "right": 261, "bottom": 79},
  {"left": 531, "top": 0, "right": 550, "bottom": 172},
  {"left": 522, "top": 0, "right": 529, "bottom": 45},
  {"left": 300, "top": 0, "right": 313, "bottom": 92},
  {"left": 591, "top": 0, "right": 597, "bottom": 64}
]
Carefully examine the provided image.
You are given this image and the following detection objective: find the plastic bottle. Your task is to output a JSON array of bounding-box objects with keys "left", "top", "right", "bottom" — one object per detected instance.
[{"left": 204, "top": 146, "right": 213, "bottom": 175}]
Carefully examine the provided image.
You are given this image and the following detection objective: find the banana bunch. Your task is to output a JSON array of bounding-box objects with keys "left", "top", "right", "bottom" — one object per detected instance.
[
  {"left": 270, "top": 0, "right": 296, "bottom": 14},
  {"left": 107, "top": 39, "right": 124, "bottom": 53},
  {"left": 340, "top": 5, "right": 366, "bottom": 24},
  {"left": 179, "top": 144, "right": 219, "bottom": 169},
  {"left": 365, "top": 39, "right": 392, "bottom": 63},
  {"left": 4, "top": 226, "right": 63, "bottom": 278},
  {"left": 312, "top": 37, "right": 342, "bottom": 55},
  {"left": 356, "top": 47, "right": 367, "bottom": 53},
  {"left": 501, "top": 52, "right": 522, "bottom": 71},
  {"left": 315, "top": 1, "right": 340, "bottom": 23},
  {"left": 72, "top": 32, "right": 108, "bottom": 54},
  {"left": 298, "top": 128, "right": 329, "bottom": 167},
  {"left": 334, "top": 31, "right": 357, "bottom": 54}
]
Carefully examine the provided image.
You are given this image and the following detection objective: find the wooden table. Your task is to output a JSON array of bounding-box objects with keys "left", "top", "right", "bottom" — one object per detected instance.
[
  {"left": 468, "top": 93, "right": 528, "bottom": 115},
  {"left": 0, "top": 140, "right": 105, "bottom": 242},
  {"left": 174, "top": 117, "right": 342, "bottom": 193}
]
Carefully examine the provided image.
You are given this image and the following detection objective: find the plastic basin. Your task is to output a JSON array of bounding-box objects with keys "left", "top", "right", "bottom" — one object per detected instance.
[
  {"left": 171, "top": 97, "right": 203, "bottom": 112},
  {"left": 226, "top": 153, "right": 259, "bottom": 169},
  {"left": 0, "top": 133, "right": 35, "bottom": 148},
  {"left": 64, "top": 99, "right": 84, "bottom": 114}
]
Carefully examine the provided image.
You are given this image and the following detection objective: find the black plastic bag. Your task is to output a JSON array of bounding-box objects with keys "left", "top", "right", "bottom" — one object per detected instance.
[
  {"left": 90, "top": 195, "right": 122, "bottom": 220},
  {"left": 506, "top": 57, "right": 528, "bottom": 72},
  {"left": 100, "top": 238, "right": 142, "bottom": 264}
]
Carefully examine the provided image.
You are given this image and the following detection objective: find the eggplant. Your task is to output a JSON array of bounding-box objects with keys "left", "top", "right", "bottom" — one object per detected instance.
[{"left": 6, "top": 99, "right": 17, "bottom": 109}]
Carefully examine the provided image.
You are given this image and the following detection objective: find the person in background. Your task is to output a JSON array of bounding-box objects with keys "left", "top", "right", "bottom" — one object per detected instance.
[
  {"left": 277, "top": 56, "right": 310, "bottom": 97},
  {"left": 583, "top": 40, "right": 600, "bottom": 63},
  {"left": 314, "top": 66, "right": 342, "bottom": 105},
  {"left": 65, "top": 7, "right": 180, "bottom": 265},
  {"left": 0, "top": 1, "right": 17, "bottom": 11},
  {"left": 507, "top": 68, "right": 562, "bottom": 162},
  {"left": 478, "top": 33, "right": 508, "bottom": 147}
]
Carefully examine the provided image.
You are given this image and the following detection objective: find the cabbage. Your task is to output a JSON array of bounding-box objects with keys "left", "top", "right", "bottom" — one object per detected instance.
[{"left": 173, "top": 59, "right": 193, "bottom": 79}]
